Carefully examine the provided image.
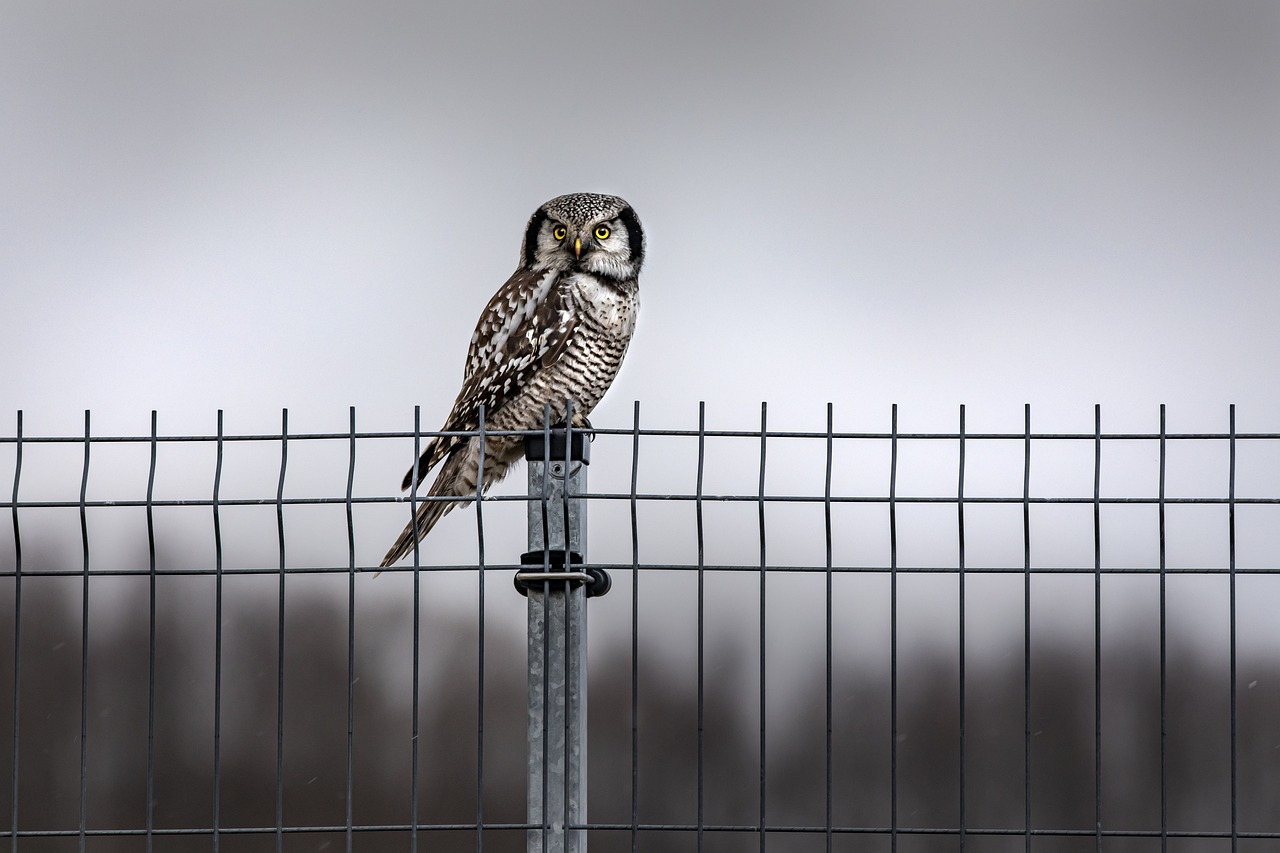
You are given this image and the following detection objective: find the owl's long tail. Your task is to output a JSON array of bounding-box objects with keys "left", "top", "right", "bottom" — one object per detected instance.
[
  {"left": 379, "top": 436, "right": 521, "bottom": 570},
  {"left": 378, "top": 450, "right": 473, "bottom": 569}
]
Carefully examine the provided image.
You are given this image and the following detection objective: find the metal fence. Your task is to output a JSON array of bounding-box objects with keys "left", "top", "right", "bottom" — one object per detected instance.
[{"left": 2, "top": 403, "right": 1279, "bottom": 853}]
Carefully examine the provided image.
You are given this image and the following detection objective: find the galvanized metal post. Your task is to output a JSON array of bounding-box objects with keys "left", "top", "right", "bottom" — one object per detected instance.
[{"left": 516, "top": 424, "right": 607, "bottom": 853}]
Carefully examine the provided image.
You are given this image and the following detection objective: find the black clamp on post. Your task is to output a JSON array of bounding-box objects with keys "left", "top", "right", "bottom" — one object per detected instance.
[
  {"left": 515, "top": 424, "right": 611, "bottom": 598},
  {"left": 522, "top": 423, "right": 592, "bottom": 467}
]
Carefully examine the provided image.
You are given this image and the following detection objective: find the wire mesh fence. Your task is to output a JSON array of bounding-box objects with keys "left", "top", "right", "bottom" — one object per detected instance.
[{"left": 2, "top": 403, "right": 1279, "bottom": 852}]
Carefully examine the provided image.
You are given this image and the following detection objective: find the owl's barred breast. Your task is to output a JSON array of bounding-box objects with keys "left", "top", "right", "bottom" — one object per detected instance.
[
  {"left": 489, "top": 273, "right": 638, "bottom": 434},
  {"left": 454, "top": 279, "right": 636, "bottom": 496}
]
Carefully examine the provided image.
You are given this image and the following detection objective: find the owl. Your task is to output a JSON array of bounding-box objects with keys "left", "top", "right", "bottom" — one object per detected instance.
[{"left": 379, "top": 192, "right": 644, "bottom": 567}]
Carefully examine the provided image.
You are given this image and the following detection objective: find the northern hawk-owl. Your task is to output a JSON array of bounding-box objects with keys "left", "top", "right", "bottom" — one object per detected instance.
[{"left": 379, "top": 192, "right": 643, "bottom": 567}]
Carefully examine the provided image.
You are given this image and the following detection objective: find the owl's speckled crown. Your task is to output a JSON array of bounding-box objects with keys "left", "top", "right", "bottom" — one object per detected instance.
[{"left": 541, "top": 192, "right": 631, "bottom": 223}]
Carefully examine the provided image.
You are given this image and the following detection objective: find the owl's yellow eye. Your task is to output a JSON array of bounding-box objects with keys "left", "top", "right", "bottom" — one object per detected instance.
[
  {"left": 594, "top": 226, "right": 611, "bottom": 240},
  {"left": 552, "top": 225, "right": 567, "bottom": 241}
]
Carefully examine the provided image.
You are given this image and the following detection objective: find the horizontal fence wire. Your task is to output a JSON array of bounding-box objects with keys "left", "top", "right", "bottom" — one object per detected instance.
[{"left": 2, "top": 404, "right": 1279, "bottom": 851}]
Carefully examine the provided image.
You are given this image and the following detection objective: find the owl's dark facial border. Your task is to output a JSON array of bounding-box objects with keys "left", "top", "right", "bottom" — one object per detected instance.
[
  {"left": 522, "top": 209, "right": 550, "bottom": 269},
  {"left": 616, "top": 205, "right": 644, "bottom": 270}
]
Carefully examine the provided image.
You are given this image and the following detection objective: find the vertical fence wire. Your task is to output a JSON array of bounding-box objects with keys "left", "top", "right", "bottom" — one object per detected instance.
[
  {"left": 822, "top": 403, "right": 834, "bottom": 853},
  {"left": 888, "top": 403, "right": 899, "bottom": 853},
  {"left": 538, "top": 411, "right": 552, "bottom": 566},
  {"left": 562, "top": 404, "right": 574, "bottom": 562},
  {"left": 274, "top": 409, "right": 288, "bottom": 853},
  {"left": 7, "top": 412, "right": 20, "bottom": 853},
  {"left": 756, "top": 402, "right": 768, "bottom": 853},
  {"left": 1228, "top": 404, "right": 1238, "bottom": 853},
  {"left": 560, "top": 403, "right": 580, "bottom": 840},
  {"left": 410, "top": 405, "right": 422, "bottom": 853},
  {"left": 956, "top": 405, "right": 967, "bottom": 852},
  {"left": 78, "top": 410, "right": 90, "bottom": 853},
  {"left": 345, "top": 407, "right": 358, "bottom": 853},
  {"left": 540, "top": 568, "right": 551, "bottom": 853},
  {"left": 475, "top": 404, "right": 487, "bottom": 853},
  {"left": 145, "top": 411, "right": 158, "bottom": 853},
  {"left": 629, "top": 401, "right": 642, "bottom": 853},
  {"left": 1158, "top": 404, "right": 1168, "bottom": 853},
  {"left": 560, "top": 407, "right": 574, "bottom": 844},
  {"left": 1092, "top": 405, "right": 1102, "bottom": 853},
  {"left": 1022, "top": 403, "right": 1032, "bottom": 850},
  {"left": 695, "top": 401, "right": 707, "bottom": 853},
  {"left": 538, "top": 413, "right": 551, "bottom": 853},
  {"left": 212, "top": 410, "right": 225, "bottom": 853}
]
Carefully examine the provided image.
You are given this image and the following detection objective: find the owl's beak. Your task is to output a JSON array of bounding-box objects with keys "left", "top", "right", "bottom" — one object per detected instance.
[{"left": 574, "top": 236, "right": 582, "bottom": 258}]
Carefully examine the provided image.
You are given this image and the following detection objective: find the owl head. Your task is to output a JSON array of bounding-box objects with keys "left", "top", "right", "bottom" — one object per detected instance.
[{"left": 520, "top": 192, "right": 645, "bottom": 281}]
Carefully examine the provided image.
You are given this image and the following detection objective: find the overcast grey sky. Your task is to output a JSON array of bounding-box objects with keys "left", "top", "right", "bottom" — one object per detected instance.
[
  {"left": 3, "top": 0, "right": 1278, "bottom": 440},
  {"left": 3, "top": 1, "right": 1280, "bottom": 683}
]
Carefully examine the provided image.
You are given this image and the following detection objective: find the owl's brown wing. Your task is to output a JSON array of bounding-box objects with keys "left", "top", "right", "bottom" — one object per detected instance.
[{"left": 400, "top": 267, "right": 576, "bottom": 491}]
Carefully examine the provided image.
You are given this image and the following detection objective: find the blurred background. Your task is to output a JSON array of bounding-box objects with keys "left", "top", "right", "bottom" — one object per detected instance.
[{"left": 3, "top": 0, "right": 1279, "bottom": 848}]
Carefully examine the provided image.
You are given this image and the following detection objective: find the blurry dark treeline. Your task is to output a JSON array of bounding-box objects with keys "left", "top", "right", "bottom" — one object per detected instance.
[{"left": 2, "top": 543, "right": 1278, "bottom": 853}]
